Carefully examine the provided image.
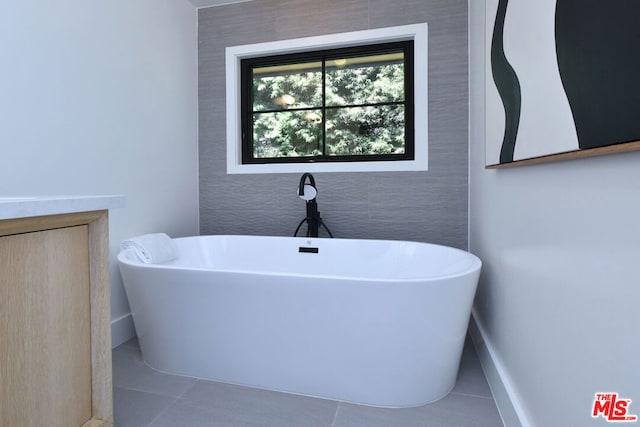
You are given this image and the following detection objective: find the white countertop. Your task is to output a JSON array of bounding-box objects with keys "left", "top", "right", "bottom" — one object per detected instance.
[{"left": 0, "top": 195, "right": 126, "bottom": 221}]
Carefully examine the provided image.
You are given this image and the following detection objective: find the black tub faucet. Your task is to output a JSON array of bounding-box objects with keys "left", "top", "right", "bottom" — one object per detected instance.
[
  {"left": 294, "top": 173, "right": 333, "bottom": 238},
  {"left": 298, "top": 173, "right": 316, "bottom": 199}
]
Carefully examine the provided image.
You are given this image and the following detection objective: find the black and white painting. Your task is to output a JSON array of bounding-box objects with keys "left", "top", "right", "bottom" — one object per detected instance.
[{"left": 485, "top": 0, "right": 640, "bottom": 167}]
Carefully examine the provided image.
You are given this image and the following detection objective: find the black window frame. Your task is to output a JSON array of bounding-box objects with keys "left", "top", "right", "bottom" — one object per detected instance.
[{"left": 240, "top": 40, "right": 415, "bottom": 165}]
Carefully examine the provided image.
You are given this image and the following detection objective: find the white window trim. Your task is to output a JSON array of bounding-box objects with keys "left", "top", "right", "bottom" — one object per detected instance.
[{"left": 225, "top": 23, "right": 428, "bottom": 174}]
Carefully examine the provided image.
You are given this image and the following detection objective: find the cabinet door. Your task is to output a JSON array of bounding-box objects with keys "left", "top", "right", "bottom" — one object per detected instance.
[{"left": 1, "top": 225, "right": 92, "bottom": 427}]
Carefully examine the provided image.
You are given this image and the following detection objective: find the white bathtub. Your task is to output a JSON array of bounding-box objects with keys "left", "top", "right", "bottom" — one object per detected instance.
[{"left": 117, "top": 235, "right": 481, "bottom": 408}]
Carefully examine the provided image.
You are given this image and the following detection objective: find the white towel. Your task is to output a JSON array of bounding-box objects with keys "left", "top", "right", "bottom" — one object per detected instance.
[{"left": 120, "top": 233, "right": 178, "bottom": 264}]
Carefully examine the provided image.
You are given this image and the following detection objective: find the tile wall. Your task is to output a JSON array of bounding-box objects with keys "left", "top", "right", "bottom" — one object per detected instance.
[{"left": 198, "top": 0, "right": 468, "bottom": 248}]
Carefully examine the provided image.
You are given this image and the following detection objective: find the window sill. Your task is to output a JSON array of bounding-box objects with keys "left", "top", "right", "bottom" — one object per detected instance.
[{"left": 226, "top": 157, "right": 427, "bottom": 174}]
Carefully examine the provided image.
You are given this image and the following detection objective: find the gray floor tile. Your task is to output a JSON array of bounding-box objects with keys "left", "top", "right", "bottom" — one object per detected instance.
[
  {"left": 112, "top": 344, "right": 197, "bottom": 398},
  {"left": 173, "top": 380, "right": 338, "bottom": 426},
  {"left": 113, "top": 336, "right": 502, "bottom": 427},
  {"left": 113, "top": 386, "right": 176, "bottom": 427},
  {"left": 335, "top": 393, "right": 502, "bottom": 427},
  {"left": 149, "top": 400, "right": 234, "bottom": 427},
  {"left": 150, "top": 399, "right": 333, "bottom": 427},
  {"left": 120, "top": 337, "right": 140, "bottom": 349},
  {"left": 461, "top": 335, "right": 478, "bottom": 360},
  {"left": 453, "top": 339, "right": 494, "bottom": 398}
]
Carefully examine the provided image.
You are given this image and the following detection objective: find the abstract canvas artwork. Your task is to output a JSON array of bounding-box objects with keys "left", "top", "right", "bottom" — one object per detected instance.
[{"left": 485, "top": 0, "right": 640, "bottom": 167}]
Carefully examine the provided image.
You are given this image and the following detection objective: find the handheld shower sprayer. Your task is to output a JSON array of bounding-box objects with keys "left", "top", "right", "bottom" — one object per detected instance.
[
  {"left": 294, "top": 173, "right": 333, "bottom": 238},
  {"left": 297, "top": 173, "right": 317, "bottom": 201}
]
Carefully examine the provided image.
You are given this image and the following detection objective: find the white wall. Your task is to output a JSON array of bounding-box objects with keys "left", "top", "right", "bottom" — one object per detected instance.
[
  {"left": 0, "top": 0, "right": 199, "bottom": 346},
  {"left": 469, "top": 1, "right": 640, "bottom": 426}
]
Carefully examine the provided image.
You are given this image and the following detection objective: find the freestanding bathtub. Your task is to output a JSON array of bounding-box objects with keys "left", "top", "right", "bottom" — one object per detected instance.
[{"left": 117, "top": 235, "right": 481, "bottom": 408}]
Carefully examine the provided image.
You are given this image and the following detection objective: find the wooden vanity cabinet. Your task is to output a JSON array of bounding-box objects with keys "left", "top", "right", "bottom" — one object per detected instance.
[{"left": 0, "top": 210, "right": 113, "bottom": 427}]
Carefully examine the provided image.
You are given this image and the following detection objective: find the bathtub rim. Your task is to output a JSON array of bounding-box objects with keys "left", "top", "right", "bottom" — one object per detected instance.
[{"left": 117, "top": 234, "right": 482, "bottom": 283}]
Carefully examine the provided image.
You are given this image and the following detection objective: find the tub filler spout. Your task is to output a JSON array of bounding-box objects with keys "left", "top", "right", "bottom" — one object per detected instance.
[{"left": 294, "top": 173, "right": 333, "bottom": 238}]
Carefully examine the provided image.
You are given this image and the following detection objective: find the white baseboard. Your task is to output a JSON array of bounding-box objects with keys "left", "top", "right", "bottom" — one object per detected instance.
[
  {"left": 111, "top": 313, "right": 136, "bottom": 348},
  {"left": 469, "top": 312, "right": 529, "bottom": 427}
]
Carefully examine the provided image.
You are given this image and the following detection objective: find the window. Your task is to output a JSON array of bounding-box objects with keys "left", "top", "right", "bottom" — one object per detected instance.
[
  {"left": 226, "top": 23, "right": 428, "bottom": 174},
  {"left": 241, "top": 41, "right": 414, "bottom": 165}
]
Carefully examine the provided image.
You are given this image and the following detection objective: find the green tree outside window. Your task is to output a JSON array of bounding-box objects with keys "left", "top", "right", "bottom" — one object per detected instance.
[{"left": 241, "top": 41, "right": 414, "bottom": 164}]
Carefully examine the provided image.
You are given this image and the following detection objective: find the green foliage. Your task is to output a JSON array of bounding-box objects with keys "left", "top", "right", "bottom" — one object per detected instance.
[
  {"left": 326, "top": 63, "right": 404, "bottom": 106},
  {"left": 253, "top": 70, "right": 322, "bottom": 112},
  {"left": 251, "top": 60, "right": 405, "bottom": 159},
  {"left": 326, "top": 105, "right": 405, "bottom": 156},
  {"left": 253, "top": 110, "right": 322, "bottom": 158}
]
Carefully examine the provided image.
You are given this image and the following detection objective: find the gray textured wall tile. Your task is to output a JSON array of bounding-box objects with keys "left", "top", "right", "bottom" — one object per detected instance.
[
  {"left": 198, "top": 0, "right": 468, "bottom": 248},
  {"left": 199, "top": 2, "right": 278, "bottom": 47},
  {"left": 275, "top": 0, "right": 369, "bottom": 40},
  {"left": 368, "top": 0, "right": 444, "bottom": 27}
]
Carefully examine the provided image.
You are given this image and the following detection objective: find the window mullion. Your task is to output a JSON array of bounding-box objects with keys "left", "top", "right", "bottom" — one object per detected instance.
[{"left": 321, "top": 56, "right": 327, "bottom": 159}]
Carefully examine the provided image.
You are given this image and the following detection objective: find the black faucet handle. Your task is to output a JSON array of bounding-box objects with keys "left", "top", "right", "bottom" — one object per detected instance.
[{"left": 298, "top": 173, "right": 317, "bottom": 200}]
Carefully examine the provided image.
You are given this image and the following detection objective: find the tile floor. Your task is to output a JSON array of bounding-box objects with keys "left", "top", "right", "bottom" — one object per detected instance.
[{"left": 112, "top": 337, "right": 503, "bottom": 426}]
